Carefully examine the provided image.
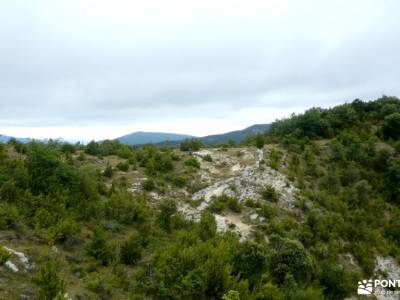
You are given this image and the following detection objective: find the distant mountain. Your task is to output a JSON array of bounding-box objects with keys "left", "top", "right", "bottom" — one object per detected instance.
[
  {"left": 199, "top": 124, "right": 270, "bottom": 145},
  {"left": 116, "top": 131, "right": 195, "bottom": 145},
  {"left": 152, "top": 124, "right": 271, "bottom": 146},
  {"left": 0, "top": 134, "right": 31, "bottom": 143}
]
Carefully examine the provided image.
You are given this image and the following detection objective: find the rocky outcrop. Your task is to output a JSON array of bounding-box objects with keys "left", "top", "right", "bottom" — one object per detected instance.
[
  {"left": 2, "top": 246, "right": 32, "bottom": 272},
  {"left": 180, "top": 147, "right": 298, "bottom": 240},
  {"left": 193, "top": 149, "right": 297, "bottom": 210}
]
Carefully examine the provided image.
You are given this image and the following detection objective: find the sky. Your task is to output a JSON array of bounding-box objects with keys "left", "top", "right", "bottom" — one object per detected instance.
[{"left": 1, "top": 0, "right": 400, "bottom": 141}]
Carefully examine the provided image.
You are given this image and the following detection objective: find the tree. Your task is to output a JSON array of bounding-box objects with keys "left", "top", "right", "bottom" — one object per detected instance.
[
  {"left": 233, "top": 241, "right": 266, "bottom": 282},
  {"left": 184, "top": 157, "right": 201, "bottom": 168},
  {"left": 103, "top": 163, "right": 113, "bottom": 178},
  {"left": 85, "top": 140, "right": 100, "bottom": 156},
  {"left": 319, "top": 264, "right": 357, "bottom": 299},
  {"left": 199, "top": 210, "right": 217, "bottom": 241},
  {"left": 120, "top": 232, "right": 144, "bottom": 265},
  {"left": 387, "top": 158, "right": 400, "bottom": 204},
  {"left": 255, "top": 134, "right": 265, "bottom": 149},
  {"left": 180, "top": 139, "right": 203, "bottom": 152},
  {"left": 254, "top": 283, "right": 284, "bottom": 300},
  {"left": 142, "top": 179, "right": 155, "bottom": 191},
  {"left": 86, "top": 227, "right": 115, "bottom": 265},
  {"left": 269, "top": 236, "right": 314, "bottom": 284},
  {"left": 382, "top": 112, "right": 400, "bottom": 139},
  {"left": 33, "top": 259, "right": 66, "bottom": 300},
  {"left": 347, "top": 180, "right": 371, "bottom": 207},
  {"left": 261, "top": 185, "right": 279, "bottom": 202},
  {"left": 157, "top": 198, "right": 177, "bottom": 231},
  {"left": 223, "top": 290, "right": 240, "bottom": 300}
]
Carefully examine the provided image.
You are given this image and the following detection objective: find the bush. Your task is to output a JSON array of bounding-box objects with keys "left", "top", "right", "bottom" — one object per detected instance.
[
  {"left": 180, "top": 139, "right": 203, "bottom": 151},
  {"left": 269, "top": 236, "right": 314, "bottom": 284},
  {"left": 223, "top": 290, "right": 241, "bottom": 300},
  {"left": 116, "top": 161, "right": 129, "bottom": 172},
  {"left": 199, "top": 210, "right": 217, "bottom": 241},
  {"left": 120, "top": 232, "right": 144, "bottom": 265},
  {"left": 184, "top": 157, "right": 201, "bottom": 169},
  {"left": 268, "top": 149, "right": 282, "bottom": 170},
  {"left": 85, "top": 141, "right": 100, "bottom": 156},
  {"left": 208, "top": 195, "right": 241, "bottom": 213},
  {"left": 33, "top": 259, "right": 66, "bottom": 300},
  {"left": 0, "top": 203, "right": 19, "bottom": 230},
  {"left": 157, "top": 198, "right": 177, "bottom": 231},
  {"left": 261, "top": 185, "right": 279, "bottom": 202},
  {"left": 255, "top": 283, "right": 284, "bottom": 300},
  {"left": 255, "top": 134, "right": 265, "bottom": 149},
  {"left": 0, "top": 247, "right": 11, "bottom": 265},
  {"left": 227, "top": 197, "right": 241, "bottom": 213},
  {"left": 105, "top": 191, "right": 149, "bottom": 225},
  {"left": 86, "top": 227, "right": 115, "bottom": 266},
  {"left": 319, "top": 264, "right": 358, "bottom": 299},
  {"left": 172, "top": 175, "right": 187, "bottom": 188},
  {"left": 382, "top": 112, "right": 400, "bottom": 139},
  {"left": 43, "top": 217, "right": 81, "bottom": 245},
  {"left": 233, "top": 241, "right": 266, "bottom": 281},
  {"left": 103, "top": 163, "right": 113, "bottom": 178},
  {"left": 142, "top": 179, "right": 155, "bottom": 191}
]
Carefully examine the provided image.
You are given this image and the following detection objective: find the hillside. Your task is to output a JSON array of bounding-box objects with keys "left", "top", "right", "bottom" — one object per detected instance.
[
  {"left": 0, "top": 97, "right": 400, "bottom": 299},
  {"left": 115, "top": 131, "right": 194, "bottom": 145},
  {"left": 200, "top": 124, "right": 270, "bottom": 145},
  {"left": 155, "top": 123, "right": 271, "bottom": 147}
]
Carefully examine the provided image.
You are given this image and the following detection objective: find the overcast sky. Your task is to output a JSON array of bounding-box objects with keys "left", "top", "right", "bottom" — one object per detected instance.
[{"left": 1, "top": 0, "right": 399, "bottom": 140}]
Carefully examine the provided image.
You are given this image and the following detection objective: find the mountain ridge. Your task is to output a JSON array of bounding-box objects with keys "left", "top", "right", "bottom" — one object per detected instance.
[{"left": 116, "top": 124, "right": 271, "bottom": 146}]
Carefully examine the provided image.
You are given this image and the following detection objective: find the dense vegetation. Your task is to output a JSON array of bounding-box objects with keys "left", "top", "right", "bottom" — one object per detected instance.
[{"left": 0, "top": 96, "right": 399, "bottom": 299}]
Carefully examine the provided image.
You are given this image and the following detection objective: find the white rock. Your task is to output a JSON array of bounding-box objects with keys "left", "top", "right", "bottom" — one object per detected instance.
[
  {"left": 5, "top": 260, "right": 19, "bottom": 272},
  {"left": 193, "top": 149, "right": 297, "bottom": 210},
  {"left": 374, "top": 256, "right": 400, "bottom": 300},
  {"left": 3, "top": 246, "right": 31, "bottom": 270}
]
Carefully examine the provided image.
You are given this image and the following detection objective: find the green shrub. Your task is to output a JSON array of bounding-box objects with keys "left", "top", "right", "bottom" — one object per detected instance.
[
  {"left": 105, "top": 191, "right": 149, "bottom": 224},
  {"left": 227, "top": 197, "right": 241, "bottom": 213},
  {"left": 103, "top": 163, "right": 113, "bottom": 178},
  {"left": 199, "top": 210, "right": 217, "bottom": 241},
  {"left": 255, "top": 134, "right": 265, "bottom": 149},
  {"left": 222, "top": 290, "right": 241, "bottom": 300},
  {"left": 0, "top": 203, "right": 19, "bottom": 230},
  {"left": 157, "top": 198, "right": 177, "bottom": 231},
  {"left": 86, "top": 227, "right": 115, "bottom": 266},
  {"left": 268, "top": 149, "right": 282, "bottom": 170},
  {"left": 120, "top": 232, "right": 144, "bottom": 265},
  {"left": 269, "top": 236, "right": 314, "bottom": 284},
  {"left": 180, "top": 139, "right": 203, "bottom": 151},
  {"left": 261, "top": 185, "right": 279, "bottom": 202},
  {"left": 319, "top": 264, "right": 358, "bottom": 299},
  {"left": 142, "top": 179, "right": 155, "bottom": 191},
  {"left": 33, "top": 259, "right": 66, "bottom": 300},
  {"left": 172, "top": 175, "right": 187, "bottom": 188},
  {"left": 184, "top": 157, "right": 200, "bottom": 169},
  {"left": 208, "top": 195, "right": 241, "bottom": 213},
  {"left": 233, "top": 241, "right": 266, "bottom": 281},
  {"left": 0, "top": 247, "right": 11, "bottom": 265},
  {"left": 116, "top": 161, "right": 129, "bottom": 172},
  {"left": 382, "top": 112, "right": 400, "bottom": 139},
  {"left": 254, "top": 283, "right": 284, "bottom": 300}
]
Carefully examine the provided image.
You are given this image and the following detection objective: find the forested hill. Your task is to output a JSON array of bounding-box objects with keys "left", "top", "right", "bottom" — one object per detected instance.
[
  {"left": 0, "top": 96, "right": 399, "bottom": 299},
  {"left": 251, "top": 95, "right": 400, "bottom": 203}
]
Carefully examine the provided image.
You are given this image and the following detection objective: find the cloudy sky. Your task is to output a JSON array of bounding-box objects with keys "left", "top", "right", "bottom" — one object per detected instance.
[{"left": 1, "top": 0, "right": 399, "bottom": 140}]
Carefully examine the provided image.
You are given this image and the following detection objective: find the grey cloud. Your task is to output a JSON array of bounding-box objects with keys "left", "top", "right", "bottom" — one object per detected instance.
[{"left": 1, "top": 1, "right": 400, "bottom": 134}]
